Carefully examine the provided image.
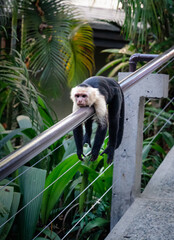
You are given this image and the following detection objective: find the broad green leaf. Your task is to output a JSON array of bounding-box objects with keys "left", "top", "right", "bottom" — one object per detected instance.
[
  {"left": 96, "top": 59, "right": 122, "bottom": 76},
  {"left": 35, "top": 238, "right": 47, "bottom": 240},
  {"left": 108, "top": 61, "right": 129, "bottom": 77},
  {"left": 161, "top": 132, "right": 174, "bottom": 148},
  {"left": 40, "top": 229, "right": 61, "bottom": 240},
  {"left": 78, "top": 164, "right": 105, "bottom": 196},
  {"left": 64, "top": 176, "right": 82, "bottom": 204},
  {"left": 67, "top": 22, "right": 94, "bottom": 86},
  {"left": 81, "top": 217, "right": 109, "bottom": 235},
  {"left": 0, "top": 192, "right": 21, "bottom": 240},
  {"left": 151, "top": 143, "right": 166, "bottom": 155},
  {"left": 37, "top": 96, "right": 55, "bottom": 128},
  {"left": 0, "top": 128, "right": 29, "bottom": 151},
  {"left": 142, "top": 144, "right": 151, "bottom": 160},
  {"left": 62, "top": 136, "right": 76, "bottom": 160},
  {"left": 0, "top": 186, "right": 14, "bottom": 235},
  {"left": 17, "top": 115, "right": 32, "bottom": 128},
  {"left": 41, "top": 155, "right": 81, "bottom": 224},
  {"left": 18, "top": 166, "right": 46, "bottom": 240},
  {"left": 0, "top": 124, "right": 14, "bottom": 154}
]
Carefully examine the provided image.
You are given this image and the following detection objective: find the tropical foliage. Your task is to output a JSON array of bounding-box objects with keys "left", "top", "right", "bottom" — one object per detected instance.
[
  {"left": 1, "top": 0, "right": 94, "bottom": 96},
  {"left": 0, "top": 0, "right": 174, "bottom": 239},
  {"left": 118, "top": 0, "right": 174, "bottom": 51},
  {"left": 0, "top": 0, "right": 95, "bottom": 239}
]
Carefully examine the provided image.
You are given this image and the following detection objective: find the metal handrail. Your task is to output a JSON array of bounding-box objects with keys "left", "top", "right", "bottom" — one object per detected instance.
[
  {"left": 121, "top": 46, "right": 174, "bottom": 91},
  {"left": 0, "top": 46, "right": 174, "bottom": 180}
]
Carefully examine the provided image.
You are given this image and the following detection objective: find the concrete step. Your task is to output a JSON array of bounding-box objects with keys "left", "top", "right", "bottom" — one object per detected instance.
[{"left": 105, "top": 146, "right": 174, "bottom": 240}]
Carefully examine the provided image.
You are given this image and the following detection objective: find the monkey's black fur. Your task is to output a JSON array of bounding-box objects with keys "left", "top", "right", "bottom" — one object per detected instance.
[{"left": 73, "top": 76, "right": 124, "bottom": 164}]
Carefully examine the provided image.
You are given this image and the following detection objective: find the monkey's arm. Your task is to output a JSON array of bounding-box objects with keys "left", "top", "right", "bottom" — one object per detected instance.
[
  {"left": 83, "top": 118, "right": 93, "bottom": 147},
  {"left": 90, "top": 123, "right": 107, "bottom": 162},
  {"left": 73, "top": 125, "right": 84, "bottom": 160},
  {"left": 101, "top": 89, "right": 124, "bottom": 163}
]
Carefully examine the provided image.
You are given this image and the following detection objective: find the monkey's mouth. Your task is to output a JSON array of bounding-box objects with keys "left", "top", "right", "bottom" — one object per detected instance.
[{"left": 77, "top": 104, "right": 88, "bottom": 107}]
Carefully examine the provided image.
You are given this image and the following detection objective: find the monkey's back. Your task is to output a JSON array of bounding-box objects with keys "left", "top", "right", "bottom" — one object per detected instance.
[{"left": 81, "top": 76, "right": 121, "bottom": 103}]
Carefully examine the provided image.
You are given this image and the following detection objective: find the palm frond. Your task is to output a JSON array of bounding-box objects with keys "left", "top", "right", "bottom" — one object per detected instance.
[
  {"left": 18, "top": 0, "right": 94, "bottom": 96},
  {"left": 67, "top": 22, "right": 95, "bottom": 86},
  {"left": 119, "top": 0, "right": 173, "bottom": 48},
  {"left": 0, "top": 52, "right": 44, "bottom": 131}
]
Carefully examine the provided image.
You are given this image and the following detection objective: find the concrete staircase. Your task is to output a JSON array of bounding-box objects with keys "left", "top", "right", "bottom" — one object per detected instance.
[{"left": 106, "top": 146, "right": 174, "bottom": 240}]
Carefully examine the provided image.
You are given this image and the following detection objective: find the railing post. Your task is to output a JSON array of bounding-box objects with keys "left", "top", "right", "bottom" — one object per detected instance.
[{"left": 110, "top": 73, "right": 169, "bottom": 229}]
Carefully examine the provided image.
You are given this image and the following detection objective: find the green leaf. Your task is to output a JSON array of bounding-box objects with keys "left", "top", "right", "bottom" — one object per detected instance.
[
  {"left": 95, "top": 59, "right": 122, "bottom": 76},
  {"left": 0, "top": 124, "right": 14, "bottom": 154},
  {"left": 18, "top": 166, "right": 47, "bottom": 240},
  {"left": 0, "top": 128, "right": 25, "bottom": 149},
  {"left": 81, "top": 217, "right": 109, "bottom": 235},
  {"left": 0, "top": 186, "right": 14, "bottom": 235},
  {"left": 17, "top": 115, "right": 32, "bottom": 128},
  {"left": 37, "top": 96, "right": 55, "bottom": 128},
  {"left": 39, "top": 229, "right": 61, "bottom": 240},
  {"left": 0, "top": 192, "right": 21, "bottom": 240},
  {"left": 151, "top": 143, "right": 166, "bottom": 155},
  {"left": 108, "top": 61, "right": 129, "bottom": 77},
  {"left": 67, "top": 22, "right": 95, "bottom": 86},
  {"left": 64, "top": 176, "right": 82, "bottom": 204},
  {"left": 41, "top": 155, "right": 81, "bottom": 224},
  {"left": 62, "top": 136, "right": 76, "bottom": 160},
  {"left": 142, "top": 144, "right": 151, "bottom": 160},
  {"left": 35, "top": 238, "right": 47, "bottom": 240},
  {"left": 161, "top": 132, "right": 174, "bottom": 148},
  {"left": 78, "top": 164, "right": 105, "bottom": 196}
]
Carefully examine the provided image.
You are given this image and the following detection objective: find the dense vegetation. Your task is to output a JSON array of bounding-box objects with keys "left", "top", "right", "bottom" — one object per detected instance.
[{"left": 0, "top": 0, "right": 173, "bottom": 239}]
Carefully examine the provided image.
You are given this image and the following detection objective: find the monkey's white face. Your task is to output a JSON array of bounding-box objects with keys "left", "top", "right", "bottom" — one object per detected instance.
[
  {"left": 70, "top": 86, "right": 99, "bottom": 110},
  {"left": 75, "top": 93, "right": 89, "bottom": 107},
  {"left": 70, "top": 85, "right": 108, "bottom": 126}
]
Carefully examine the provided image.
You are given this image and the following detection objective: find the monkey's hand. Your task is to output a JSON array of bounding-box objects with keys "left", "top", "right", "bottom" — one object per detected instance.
[
  {"left": 101, "top": 146, "right": 114, "bottom": 164},
  {"left": 83, "top": 134, "right": 91, "bottom": 148},
  {"left": 89, "top": 150, "right": 99, "bottom": 162},
  {"left": 77, "top": 150, "right": 85, "bottom": 161}
]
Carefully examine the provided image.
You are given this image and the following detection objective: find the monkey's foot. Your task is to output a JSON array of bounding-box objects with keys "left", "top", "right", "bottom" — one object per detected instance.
[
  {"left": 89, "top": 151, "right": 99, "bottom": 162},
  {"left": 77, "top": 152, "right": 86, "bottom": 161},
  {"left": 101, "top": 147, "right": 114, "bottom": 164}
]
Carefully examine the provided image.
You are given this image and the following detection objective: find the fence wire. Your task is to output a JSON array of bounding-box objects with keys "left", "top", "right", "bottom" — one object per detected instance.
[{"left": 32, "top": 162, "right": 113, "bottom": 239}]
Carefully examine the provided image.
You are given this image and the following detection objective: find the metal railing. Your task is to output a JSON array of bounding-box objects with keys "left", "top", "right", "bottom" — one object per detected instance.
[{"left": 0, "top": 46, "right": 174, "bottom": 181}]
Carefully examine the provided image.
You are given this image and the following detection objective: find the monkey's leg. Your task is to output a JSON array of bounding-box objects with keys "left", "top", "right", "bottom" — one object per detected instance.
[
  {"left": 73, "top": 125, "right": 84, "bottom": 160},
  {"left": 101, "top": 95, "right": 121, "bottom": 163},
  {"left": 90, "top": 124, "right": 107, "bottom": 161},
  {"left": 115, "top": 91, "right": 124, "bottom": 149},
  {"left": 83, "top": 118, "right": 93, "bottom": 147}
]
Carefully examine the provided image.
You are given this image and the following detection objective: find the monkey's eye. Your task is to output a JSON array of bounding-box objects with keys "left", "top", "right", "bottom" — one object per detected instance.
[
  {"left": 82, "top": 95, "right": 87, "bottom": 98},
  {"left": 75, "top": 94, "right": 79, "bottom": 98}
]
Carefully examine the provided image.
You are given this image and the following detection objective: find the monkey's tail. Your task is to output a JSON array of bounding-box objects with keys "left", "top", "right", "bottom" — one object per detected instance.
[{"left": 115, "top": 92, "right": 124, "bottom": 149}]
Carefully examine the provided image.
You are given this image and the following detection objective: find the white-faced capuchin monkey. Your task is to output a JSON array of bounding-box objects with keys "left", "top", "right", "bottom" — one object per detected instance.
[{"left": 70, "top": 76, "right": 124, "bottom": 164}]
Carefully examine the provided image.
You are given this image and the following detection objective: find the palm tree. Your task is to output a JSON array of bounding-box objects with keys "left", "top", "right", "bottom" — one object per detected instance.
[
  {"left": 1, "top": 0, "right": 95, "bottom": 96},
  {"left": 119, "top": 0, "right": 174, "bottom": 51},
  {"left": 0, "top": 0, "right": 95, "bottom": 130}
]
